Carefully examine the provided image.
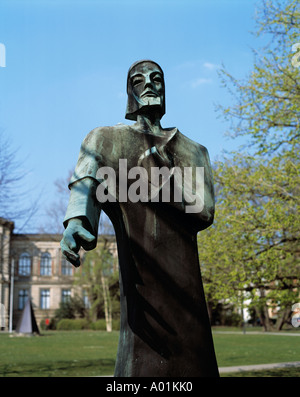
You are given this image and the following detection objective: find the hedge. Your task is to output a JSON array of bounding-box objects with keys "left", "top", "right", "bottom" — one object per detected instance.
[
  {"left": 56, "top": 318, "right": 90, "bottom": 330},
  {"left": 90, "top": 319, "right": 107, "bottom": 330},
  {"left": 55, "top": 318, "right": 120, "bottom": 331},
  {"left": 91, "top": 319, "right": 120, "bottom": 331}
]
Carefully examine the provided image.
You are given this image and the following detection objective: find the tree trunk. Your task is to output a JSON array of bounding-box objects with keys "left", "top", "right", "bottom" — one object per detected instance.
[
  {"left": 275, "top": 306, "right": 291, "bottom": 331},
  {"left": 206, "top": 299, "right": 213, "bottom": 324},
  {"left": 256, "top": 304, "right": 273, "bottom": 331},
  {"left": 101, "top": 271, "right": 112, "bottom": 332}
]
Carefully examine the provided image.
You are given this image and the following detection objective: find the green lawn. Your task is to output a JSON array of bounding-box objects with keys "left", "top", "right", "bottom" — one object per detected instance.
[
  {"left": 212, "top": 331, "right": 300, "bottom": 377},
  {"left": 0, "top": 331, "right": 119, "bottom": 377},
  {"left": 0, "top": 329, "right": 299, "bottom": 377},
  {"left": 213, "top": 332, "right": 300, "bottom": 367}
]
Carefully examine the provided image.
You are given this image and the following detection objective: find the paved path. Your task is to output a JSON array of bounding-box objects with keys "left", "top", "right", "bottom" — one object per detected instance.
[
  {"left": 213, "top": 331, "right": 300, "bottom": 336},
  {"left": 219, "top": 361, "right": 300, "bottom": 373},
  {"left": 102, "top": 361, "right": 300, "bottom": 376}
]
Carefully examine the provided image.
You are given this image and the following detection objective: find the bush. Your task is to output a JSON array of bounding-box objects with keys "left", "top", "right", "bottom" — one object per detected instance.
[
  {"left": 39, "top": 319, "right": 47, "bottom": 331},
  {"left": 90, "top": 319, "right": 120, "bottom": 331},
  {"left": 56, "top": 318, "right": 90, "bottom": 331},
  {"left": 90, "top": 319, "right": 107, "bottom": 330},
  {"left": 223, "top": 312, "right": 243, "bottom": 327},
  {"left": 40, "top": 317, "right": 57, "bottom": 330},
  {"left": 112, "top": 319, "right": 120, "bottom": 331},
  {"left": 48, "top": 317, "right": 120, "bottom": 331},
  {"left": 54, "top": 296, "right": 87, "bottom": 322}
]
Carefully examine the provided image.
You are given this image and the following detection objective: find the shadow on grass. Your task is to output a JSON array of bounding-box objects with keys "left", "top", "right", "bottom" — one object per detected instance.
[{"left": 0, "top": 358, "right": 115, "bottom": 377}]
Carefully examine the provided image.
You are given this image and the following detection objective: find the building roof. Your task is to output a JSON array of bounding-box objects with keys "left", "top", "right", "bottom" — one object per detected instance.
[{"left": 11, "top": 234, "right": 63, "bottom": 242}]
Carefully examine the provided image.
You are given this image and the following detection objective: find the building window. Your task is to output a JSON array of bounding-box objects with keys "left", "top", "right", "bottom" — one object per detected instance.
[
  {"left": 18, "top": 253, "right": 31, "bottom": 276},
  {"left": 18, "top": 289, "right": 28, "bottom": 310},
  {"left": 40, "top": 289, "right": 50, "bottom": 309},
  {"left": 61, "top": 289, "right": 71, "bottom": 303},
  {"left": 61, "top": 258, "right": 73, "bottom": 276},
  {"left": 40, "top": 253, "right": 52, "bottom": 276}
]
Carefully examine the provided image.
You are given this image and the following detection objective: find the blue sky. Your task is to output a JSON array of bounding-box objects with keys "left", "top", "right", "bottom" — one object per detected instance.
[{"left": 0, "top": 0, "right": 261, "bottom": 232}]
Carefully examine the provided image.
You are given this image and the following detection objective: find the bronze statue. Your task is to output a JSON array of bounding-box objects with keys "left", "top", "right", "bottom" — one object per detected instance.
[{"left": 61, "top": 60, "right": 219, "bottom": 377}]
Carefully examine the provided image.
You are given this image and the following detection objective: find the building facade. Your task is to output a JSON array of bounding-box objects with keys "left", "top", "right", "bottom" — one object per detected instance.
[{"left": 0, "top": 218, "right": 116, "bottom": 329}]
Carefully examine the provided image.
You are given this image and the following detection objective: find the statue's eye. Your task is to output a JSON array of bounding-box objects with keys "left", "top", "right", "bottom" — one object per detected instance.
[
  {"left": 153, "top": 76, "right": 162, "bottom": 83},
  {"left": 132, "top": 77, "right": 143, "bottom": 87}
]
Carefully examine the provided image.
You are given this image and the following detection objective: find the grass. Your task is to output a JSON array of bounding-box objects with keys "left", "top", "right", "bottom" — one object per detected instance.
[
  {"left": 0, "top": 328, "right": 299, "bottom": 377},
  {"left": 0, "top": 331, "right": 119, "bottom": 377},
  {"left": 212, "top": 332, "right": 300, "bottom": 367},
  {"left": 212, "top": 327, "right": 300, "bottom": 377}
]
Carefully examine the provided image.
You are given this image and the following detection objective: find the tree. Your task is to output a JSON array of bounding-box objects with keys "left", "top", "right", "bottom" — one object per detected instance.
[
  {"left": 0, "top": 131, "right": 39, "bottom": 231},
  {"left": 43, "top": 171, "right": 73, "bottom": 234},
  {"left": 199, "top": 154, "right": 300, "bottom": 330},
  {"left": 54, "top": 295, "right": 87, "bottom": 321},
  {"left": 200, "top": 0, "right": 300, "bottom": 331},
  {"left": 219, "top": 0, "right": 299, "bottom": 155},
  {"left": 74, "top": 236, "right": 119, "bottom": 331}
]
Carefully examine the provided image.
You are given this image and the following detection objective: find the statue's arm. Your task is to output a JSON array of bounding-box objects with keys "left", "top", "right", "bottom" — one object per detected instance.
[
  {"left": 60, "top": 177, "right": 101, "bottom": 267},
  {"left": 60, "top": 127, "right": 106, "bottom": 266}
]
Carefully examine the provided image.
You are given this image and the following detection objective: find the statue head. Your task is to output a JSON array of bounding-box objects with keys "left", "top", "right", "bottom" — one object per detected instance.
[{"left": 125, "top": 60, "right": 165, "bottom": 121}]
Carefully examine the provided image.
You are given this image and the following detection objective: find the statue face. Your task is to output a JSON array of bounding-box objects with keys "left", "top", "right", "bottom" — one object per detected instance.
[
  {"left": 125, "top": 60, "right": 165, "bottom": 120},
  {"left": 130, "top": 63, "right": 164, "bottom": 109}
]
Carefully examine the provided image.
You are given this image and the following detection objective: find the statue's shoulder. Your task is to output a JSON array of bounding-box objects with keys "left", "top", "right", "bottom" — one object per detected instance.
[
  {"left": 175, "top": 129, "right": 209, "bottom": 156},
  {"left": 82, "top": 124, "right": 130, "bottom": 145},
  {"left": 87, "top": 123, "right": 129, "bottom": 135}
]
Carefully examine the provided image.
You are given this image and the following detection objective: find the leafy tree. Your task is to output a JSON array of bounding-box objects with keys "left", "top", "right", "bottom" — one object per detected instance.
[
  {"left": 54, "top": 295, "right": 87, "bottom": 321},
  {"left": 74, "top": 236, "right": 119, "bottom": 331},
  {"left": 200, "top": 154, "right": 300, "bottom": 330},
  {"left": 219, "top": 0, "right": 299, "bottom": 155},
  {"left": 200, "top": 0, "right": 300, "bottom": 331}
]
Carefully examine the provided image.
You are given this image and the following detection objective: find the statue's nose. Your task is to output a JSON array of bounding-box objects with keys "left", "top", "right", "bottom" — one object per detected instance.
[{"left": 144, "top": 75, "right": 153, "bottom": 88}]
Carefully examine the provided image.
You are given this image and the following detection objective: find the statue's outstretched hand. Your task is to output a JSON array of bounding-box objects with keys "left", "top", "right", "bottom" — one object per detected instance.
[{"left": 60, "top": 218, "right": 96, "bottom": 267}]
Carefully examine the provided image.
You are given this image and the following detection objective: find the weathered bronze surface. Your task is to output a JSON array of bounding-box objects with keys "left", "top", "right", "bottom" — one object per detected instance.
[{"left": 61, "top": 60, "right": 219, "bottom": 377}]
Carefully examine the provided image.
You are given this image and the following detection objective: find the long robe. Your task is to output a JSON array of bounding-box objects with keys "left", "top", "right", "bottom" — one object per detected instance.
[{"left": 63, "top": 123, "right": 219, "bottom": 377}]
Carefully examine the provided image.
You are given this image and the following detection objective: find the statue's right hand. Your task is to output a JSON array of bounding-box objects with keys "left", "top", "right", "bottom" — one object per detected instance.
[{"left": 60, "top": 218, "right": 96, "bottom": 267}]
